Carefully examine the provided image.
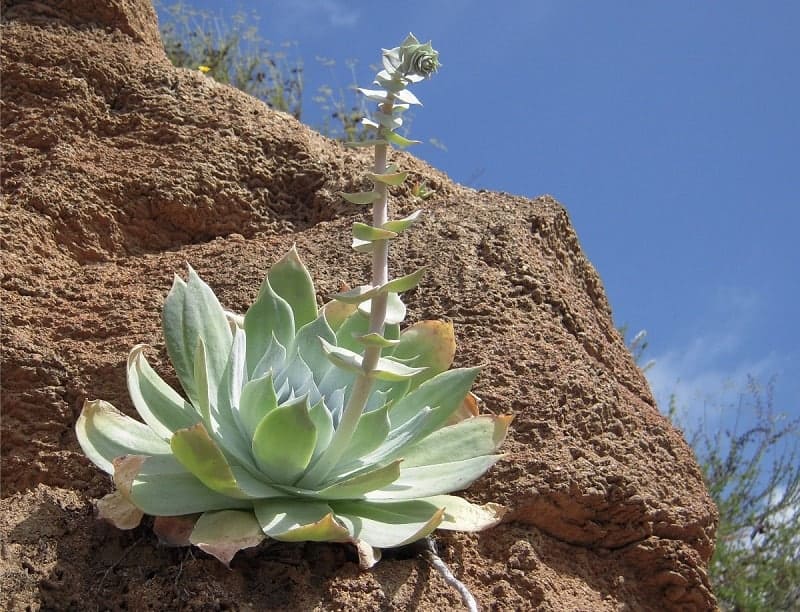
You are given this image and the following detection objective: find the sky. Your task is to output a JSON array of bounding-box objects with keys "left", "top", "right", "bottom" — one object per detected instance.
[{"left": 155, "top": 1, "right": 799, "bottom": 436}]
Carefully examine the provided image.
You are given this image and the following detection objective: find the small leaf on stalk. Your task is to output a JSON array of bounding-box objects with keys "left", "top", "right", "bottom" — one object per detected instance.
[
  {"left": 351, "top": 237, "right": 374, "bottom": 253},
  {"left": 386, "top": 131, "right": 421, "bottom": 148},
  {"left": 357, "top": 88, "right": 388, "bottom": 102},
  {"left": 361, "top": 118, "right": 380, "bottom": 129},
  {"left": 354, "top": 333, "right": 401, "bottom": 348},
  {"left": 342, "top": 191, "right": 381, "bottom": 205},
  {"left": 383, "top": 210, "right": 423, "bottom": 233},
  {"left": 367, "top": 171, "right": 409, "bottom": 186},
  {"left": 352, "top": 222, "right": 397, "bottom": 241},
  {"left": 394, "top": 88, "right": 422, "bottom": 106},
  {"left": 358, "top": 292, "right": 407, "bottom": 325},
  {"left": 319, "top": 338, "right": 364, "bottom": 374},
  {"left": 370, "top": 357, "right": 427, "bottom": 381}
]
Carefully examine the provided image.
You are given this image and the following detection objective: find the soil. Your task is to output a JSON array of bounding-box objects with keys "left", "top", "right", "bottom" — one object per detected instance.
[{"left": 1, "top": 1, "right": 719, "bottom": 610}]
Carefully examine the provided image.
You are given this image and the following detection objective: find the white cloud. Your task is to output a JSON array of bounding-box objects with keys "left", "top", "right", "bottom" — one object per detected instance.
[{"left": 270, "top": 0, "right": 360, "bottom": 29}]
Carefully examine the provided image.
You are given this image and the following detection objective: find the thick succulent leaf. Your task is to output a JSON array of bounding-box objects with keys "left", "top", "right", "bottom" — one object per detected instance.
[
  {"left": 170, "top": 423, "right": 254, "bottom": 499},
  {"left": 237, "top": 372, "right": 278, "bottom": 442},
  {"left": 250, "top": 335, "right": 287, "bottom": 381},
  {"left": 251, "top": 397, "right": 317, "bottom": 483},
  {"left": 352, "top": 221, "right": 398, "bottom": 241},
  {"left": 114, "top": 455, "right": 253, "bottom": 516},
  {"left": 343, "top": 191, "right": 380, "bottom": 205},
  {"left": 274, "top": 352, "right": 317, "bottom": 402},
  {"left": 334, "top": 408, "right": 433, "bottom": 476},
  {"left": 382, "top": 210, "right": 422, "bottom": 234},
  {"left": 358, "top": 292, "right": 406, "bottom": 325},
  {"left": 254, "top": 498, "right": 350, "bottom": 541},
  {"left": 337, "top": 404, "right": 391, "bottom": 466},
  {"left": 189, "top": 510, "right": 266, "bottom": 567},
  {"left": 357, "top": 87, "right": 389, "bottom": 102},
  {"left": 389, "top": 367, "right": 479, "bottom": 431},
  {"left": 319, "top": 338, "right": 364, "bottom": 375},
  {"left": 193, "top": 338, "right": 255, "bottom": 470},
  {"left": 364, "top": 455, "right": 503, "bottom": 500},
  {"left": 290, "top": 314, "right": 336, "bottom": 383},
  {"left": 370, "top": 357, "right": 426, "bottom": 382},
  {"left": 319, "top": 299, "right": 357, "bottom": 332},
  {"left": 96, "top": 490, "right": 144, "bottom": 530},
  {"left": 367, "top": 171, "right": 408, "bottom": 186},
  {"left": 127, "top": 345, "right": 199, "bottom": 440},
  {"left": 391, "top": 321, "right": 456, "bottom": 387},
  {"left": 315, "top": 460, "right": 401, "bottom": 499},
  {"left": 420, "top": 495, "right": 507, "bottom": 532},
  {"left": 244, "top": 277, "right": 294, "bottom": 375},
  {"left": 400, "top": 415, "right": 513, "bottom": 468},
  {"left": 334, "top": 269, "right": 426, "bottom": 304},
  {"left": 385, "top": 131, "right": 421, "bottom": 148},
  {"left": 309, "top": 398, "right": 334, "bottom": 460},
  {"left": 331, "top": 499, "right": 444, "bottom": 548},
  {"left": 353, "top": 333, "right": 400, "bottom": 348},
  {"left": 162, "top": 266, "right": 232, "bottom": 406},
  {"left": 267, "top": 246, "right": 318, "bottom": 330},
  {"left": 394, "top": 88, "right": 422, "bottom": 106},
  {"left": 334, "top": 310, "right": 371, "bottom": 353},
  {"left": 76, "top": 399, "right": 171, "bottom": 474}
]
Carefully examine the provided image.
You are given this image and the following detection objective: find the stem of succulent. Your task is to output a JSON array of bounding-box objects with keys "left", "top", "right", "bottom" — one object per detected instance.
[{"left": 299, "top": 100, "right": 395, "bottom": 487}]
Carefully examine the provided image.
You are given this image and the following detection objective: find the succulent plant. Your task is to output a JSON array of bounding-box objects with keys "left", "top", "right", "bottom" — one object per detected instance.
[{"left": 76, "top": 34, "right": 509, "bottom": 569}]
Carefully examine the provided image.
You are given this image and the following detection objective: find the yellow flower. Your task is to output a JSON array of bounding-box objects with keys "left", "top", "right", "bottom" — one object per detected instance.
[{"left": 198, "top": 65, "right": 211, "bottom": 74}]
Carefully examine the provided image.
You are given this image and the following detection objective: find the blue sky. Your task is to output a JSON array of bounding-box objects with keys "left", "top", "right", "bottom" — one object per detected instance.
[{"left": 157, "top": 1, "right": 799, "bottom": 431}]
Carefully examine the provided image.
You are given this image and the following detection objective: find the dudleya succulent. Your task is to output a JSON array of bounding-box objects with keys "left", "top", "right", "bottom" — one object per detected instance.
[{"left": 76, "top": 33, "right": 509, "bottom": 569}]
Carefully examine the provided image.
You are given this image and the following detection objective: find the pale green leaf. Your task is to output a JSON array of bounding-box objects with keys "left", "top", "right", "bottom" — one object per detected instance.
[
  {"left": 319, "top": 338, "right": 364, "bottom": 374},
  {"left": 267, "top": 246, "right": 318, "bottom": 329},
  {"left": 382, "top": 210, "right": 422, "bottom": 233},
  {"left": 389, "top": 367, "right": 479, "bottom": 431},
  {"left": 342, "top": 191, "right": 380, "bottom": 205},
  {"left": 254, "top": 498, "right": 350, "bottom": 541},
  {"left": 126, "top": 345, "right": 199, "bottom": 440},
  {"left": 365, "top": 455, "right": 503, "bottom": 500},
  {"left": 75, "top": 399, "right": 171, "bottom": 475},
  {"left": 116, "top": 454, "right": 253, "bottom": 516},
  {"left": 352, "top": 222, "right": 398, "bottom": 241},
  {"left": 251, "top": 397, "right": 317, "bottom": 483},
  {"left": 170, "top": 423, "right": 249, "bottom": 499},
  {"left": 371, "top": 356, "right": 427, "bottom": 381},
  {"left": 332, "top": 499, "right": 444, "bottom": 548},
  {"left": 357, "top": 88, "right": 388, "bottom": 102},
  {"left": 162, "top": 268, "right": 233, "bottom": 406},
  {"left": 394, "top": 88, "right": 422, "bottom": 106},
  {"left": 237, "top": 372, "right": 278, "bottom": 442},
  {"left": 358, "top": 292, "right": 407, "bottom": 325},
  {"left": 189, "top": 510, "right": 266, "bottom": 567},
  {"left": 419, "top": 495, "right": 507, "bottom": 532},
  {"left": 401, "top": 415, "right": 513, "bottom": 468},
  {"left": 340, "top": 404, "right": 391, "bottom": 463},
  {"left": 316, "top": 460, "right": 401, "bottom": 499},
  {"left": 386, "top": 131, "right": 421, "bottom": 148},
  {"left": 244, "top": 277, "right": 294, "bottom": 375},
  {"left": 309, "top": 398, "right": 334, "bottom": 460},
  {"left": 354, "top": 333, "right": 400, "bottom": 348}
]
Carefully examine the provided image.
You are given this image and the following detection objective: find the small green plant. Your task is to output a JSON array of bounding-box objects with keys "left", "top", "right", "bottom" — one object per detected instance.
[{"left": 76, "top": 34, "right": 509, "bottom": 570}]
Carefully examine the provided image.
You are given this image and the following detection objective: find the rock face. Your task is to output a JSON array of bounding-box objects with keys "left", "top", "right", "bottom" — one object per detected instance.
[{"left": 0, "top": 1, "right": 718, "bottom": 609}]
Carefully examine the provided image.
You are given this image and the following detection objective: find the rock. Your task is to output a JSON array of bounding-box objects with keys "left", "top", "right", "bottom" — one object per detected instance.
[{"left": 0, "top": 1, "right": 718, "bottom": 609}]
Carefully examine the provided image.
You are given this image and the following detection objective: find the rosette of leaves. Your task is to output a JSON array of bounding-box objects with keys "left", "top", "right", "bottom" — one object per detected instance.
[{"left": 76, "top": 247, "right": 510, "bottom": 567}]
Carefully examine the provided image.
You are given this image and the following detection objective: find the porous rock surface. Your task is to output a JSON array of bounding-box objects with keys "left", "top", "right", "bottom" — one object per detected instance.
[{"left": 0, "top": 1, "right": 719, "bottom": 609}]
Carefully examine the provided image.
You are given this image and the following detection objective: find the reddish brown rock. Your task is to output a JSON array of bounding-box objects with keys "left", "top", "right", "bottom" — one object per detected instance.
[{"left": 0, "top": 1, "right": 718, "bottom": 609}]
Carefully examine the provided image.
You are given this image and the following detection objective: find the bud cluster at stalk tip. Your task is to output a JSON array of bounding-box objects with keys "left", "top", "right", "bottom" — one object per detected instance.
[{"left": 382, "top": 34, "right": 441, "bottom": 83}]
